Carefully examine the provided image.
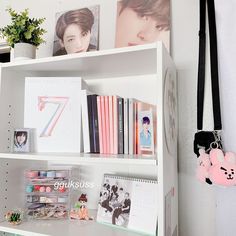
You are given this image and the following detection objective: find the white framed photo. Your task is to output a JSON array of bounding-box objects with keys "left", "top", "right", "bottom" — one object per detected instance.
[{"left": 13, "top": 128, "right": 31, "bottom": 153}]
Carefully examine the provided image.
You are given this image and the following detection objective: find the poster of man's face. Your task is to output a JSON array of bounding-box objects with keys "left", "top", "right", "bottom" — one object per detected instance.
[
  {"left": 115, "top": 0, "right": 170, "bottom": 51},
  {"left": 53, "top": 5, "right": 100, "bottom": 56}
]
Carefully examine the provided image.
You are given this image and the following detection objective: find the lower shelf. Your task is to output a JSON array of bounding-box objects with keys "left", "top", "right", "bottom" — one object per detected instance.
[{"left": 0, "top": 219, "right": 143, "bottom": 236}]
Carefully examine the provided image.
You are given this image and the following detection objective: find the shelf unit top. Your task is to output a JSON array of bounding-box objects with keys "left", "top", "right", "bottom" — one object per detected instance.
[
  {"left": 0, "top": 219, "right": 142, "bottom": 236},
  {"left": 0, "top": 43, "right": 163, "bottom": 78},
  {"left": 0, "top": 152, "right": 157, "bottom": 166}
]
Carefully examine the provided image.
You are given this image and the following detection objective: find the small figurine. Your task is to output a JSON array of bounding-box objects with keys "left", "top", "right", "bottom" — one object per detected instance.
[
  {"left": 5, "top": 209, "right": 23, "bottom": 225},
  {"left": 70, "top": 194, "right": 93, "bottom": 220}
]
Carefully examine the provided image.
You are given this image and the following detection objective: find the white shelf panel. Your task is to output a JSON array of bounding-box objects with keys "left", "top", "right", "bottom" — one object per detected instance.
[
  {"left": 0, "top": 219, "right": 142, "bottom": 236},
  {"left": 0, "top": 43, "right": 161, "bottom": 78},
  {"left": 0, "top": 153, "right": 157, "bottom": 166}
]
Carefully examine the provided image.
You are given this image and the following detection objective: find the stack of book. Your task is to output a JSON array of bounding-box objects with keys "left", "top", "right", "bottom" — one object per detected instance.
[{"left": 82, "top": 91, "right": 156, "bottom": 156}]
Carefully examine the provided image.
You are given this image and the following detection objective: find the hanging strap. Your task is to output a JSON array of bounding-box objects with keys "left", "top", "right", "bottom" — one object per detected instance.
[{"left": 197, "top": 0, "right": 222, "bottom": 131}]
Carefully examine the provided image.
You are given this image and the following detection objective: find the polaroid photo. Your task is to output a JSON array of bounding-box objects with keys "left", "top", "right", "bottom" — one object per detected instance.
[
  {"left": 138, "top": 110, "right": 154, "bottom": 155},
  {"left": 12, "top": 128, "right": 36, "bottom": 153}
]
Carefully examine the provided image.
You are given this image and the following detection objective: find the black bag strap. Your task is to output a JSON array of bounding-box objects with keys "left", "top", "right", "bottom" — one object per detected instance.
[{"left": 197, "top": 0, "right": 222, "bottom": 131}]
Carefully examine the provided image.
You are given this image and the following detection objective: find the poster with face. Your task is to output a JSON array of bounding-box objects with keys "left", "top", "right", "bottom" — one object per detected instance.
[
  {"left": 115, "top": 0, "right": 170, "bottom": 51},
  {"left": 53, "top": 5, "right": 99, "bottom": 56}
]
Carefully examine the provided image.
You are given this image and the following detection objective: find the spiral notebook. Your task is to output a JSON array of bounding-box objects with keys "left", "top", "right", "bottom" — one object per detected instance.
[{"left": 97, "top": 174, "right": 158, "bottom": 235}]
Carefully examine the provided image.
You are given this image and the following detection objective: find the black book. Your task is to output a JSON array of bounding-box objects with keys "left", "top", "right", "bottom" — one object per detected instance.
[
  {"left": 91, "top": 95, "right": 100, "bottom": 153},
  {"left": 117, "top": 97, "right": 124, "bottom": 154},
  {"left": 87, "top": 95, "right": 94, "bottom": 153}
]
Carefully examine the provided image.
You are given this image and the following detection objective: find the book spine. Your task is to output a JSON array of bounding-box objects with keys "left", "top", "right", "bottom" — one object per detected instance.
[
  {"left": 87, "top": 95, "right": 94, "bottom": 153},
  {"left": 113, "top": 96, "right": 118, "bottom": 154},
  {"left": 92, "top": 95, "right": 99, "bottom": 153},
  {"left": 117, "top": 97, "right": 124, "bottom": 154},
  {"left": 134, "top": 102, "right": 138, "bottom": 155},
  {"left": 109, "top": 96, "right": 114, "bottom": 154},
  {"left": 100, "top": 96, "right": 107, "bottom": 154},
  {"left": 129, "top": 99, "right": 134, "bottom": 155},
  {"left": 81, "top": 90, "right": 90, "bottom": 153},
  {"left": 124, "top": 98, "right": 129, "bottom": 155},
  {"left": 97, "top": 96, "right": 103, "bottom": 154},
  {"left": 104, "top": 96, "right": 110, "bottom": 154}
]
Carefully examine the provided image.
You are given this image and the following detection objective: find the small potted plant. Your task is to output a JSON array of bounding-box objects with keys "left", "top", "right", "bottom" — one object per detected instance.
[
  {"left": 5, "top": 209, "right": 23, "bottom": 225},
  {"left": 0, "top": 8, "right": 46, "bottom": 61}
]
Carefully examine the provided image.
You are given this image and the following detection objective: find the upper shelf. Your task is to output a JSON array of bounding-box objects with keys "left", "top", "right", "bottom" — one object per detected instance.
[{"left": 0, "top": 43, "right": 164, "bottom": 78}]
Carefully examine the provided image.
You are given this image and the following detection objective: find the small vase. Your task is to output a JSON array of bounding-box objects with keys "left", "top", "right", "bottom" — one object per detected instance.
[
  {"left": 10, "top": 220, "right": 21, "bottom": 225},
  {"left": 13, "top": 43, "right": 36, "bottom": 61}
]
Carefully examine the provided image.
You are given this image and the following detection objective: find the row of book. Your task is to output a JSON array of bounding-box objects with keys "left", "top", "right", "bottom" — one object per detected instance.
[
  {"left": 23, "top": 77, "right": 157, "bottom": 154},
  {"left": 81, "top": 90, "right": 156, "bottom": 156}
]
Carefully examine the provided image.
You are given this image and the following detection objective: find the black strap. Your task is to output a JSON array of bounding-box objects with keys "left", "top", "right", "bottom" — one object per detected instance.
[{"left": 197, "top": 0, "right": 222, "bottom": 130}]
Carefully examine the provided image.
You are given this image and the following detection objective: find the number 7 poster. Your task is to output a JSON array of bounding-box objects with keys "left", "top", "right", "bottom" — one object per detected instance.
[{"left": 24, "top": 77, "right": 86, "bottom": 152}]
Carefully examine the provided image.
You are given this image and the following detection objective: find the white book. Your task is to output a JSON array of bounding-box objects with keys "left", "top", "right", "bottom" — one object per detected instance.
[
  {"left": 128, "top": 98, "right": 138, "bottom": 155},
  {"left": 24, "top": 77, "right": 87, "bottom": 153}
]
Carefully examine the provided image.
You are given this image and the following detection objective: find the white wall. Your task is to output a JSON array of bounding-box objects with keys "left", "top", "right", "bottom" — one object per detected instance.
[
  {"left": 172, "top": 0, "right": 216, "bottom": 235},
  {"left": 0, "top": 0, "right": 222, "bottom": 235}
]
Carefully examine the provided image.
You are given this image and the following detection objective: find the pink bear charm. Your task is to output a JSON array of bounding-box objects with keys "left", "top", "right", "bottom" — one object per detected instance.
[
  {"left": 196, "top": 149, "right": 211, "bottom": 182},
  {"left": 208, "top": 149, "right": 236, "bottom": 186}
]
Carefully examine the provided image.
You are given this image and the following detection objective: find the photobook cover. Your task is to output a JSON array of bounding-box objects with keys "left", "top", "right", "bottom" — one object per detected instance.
[{"left": 24, "top": 77, "right": 84, "bottom": 152}]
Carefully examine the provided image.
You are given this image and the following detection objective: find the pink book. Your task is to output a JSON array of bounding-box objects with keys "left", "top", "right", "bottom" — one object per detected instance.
[
  {"left": 109, "top": 96, "right": 114, "bottom": 154},
  {"left": 100, "top": 96, "right": 107, "bottom": 154},
  {"left": 97, "top": 96, "right": 103, "bottom": 154},
  {"left": 104, "top": 96, "right": 110, "bottom": 154},
  {"left": 113, "top": 95, "right": 118, "bottom": 154}
]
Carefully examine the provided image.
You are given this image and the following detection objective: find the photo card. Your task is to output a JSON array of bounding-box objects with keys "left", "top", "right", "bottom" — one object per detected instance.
[{"left": 13, "top": 128, "right": 33, "bottom": 153}]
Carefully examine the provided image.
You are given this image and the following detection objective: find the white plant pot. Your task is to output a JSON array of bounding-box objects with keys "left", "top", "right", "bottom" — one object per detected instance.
[{"left": 12, "top": 43, "right": 36, "bottom": 61}]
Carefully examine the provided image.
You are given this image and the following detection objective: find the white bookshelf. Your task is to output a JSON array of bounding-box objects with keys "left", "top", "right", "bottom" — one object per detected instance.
[{"left": 0, "top": 42, "right": 178, "bottom": 236}]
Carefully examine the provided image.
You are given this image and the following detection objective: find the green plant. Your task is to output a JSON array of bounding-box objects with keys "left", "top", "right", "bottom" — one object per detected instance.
[
  {"left": 0, "top": 8, "right": 47, "bottom": 48},
  {"left": 10, "top": 212, "right": 21, "bottom": 222},
  {"left": 5, "top": 210, "right": 23, "bottom": 224}
]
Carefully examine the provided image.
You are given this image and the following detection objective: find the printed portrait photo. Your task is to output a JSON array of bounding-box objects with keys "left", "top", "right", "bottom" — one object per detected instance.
[
  {"left": 115, "top": 0, "right": 170, "bottom": 51},
  {"left": 53, "top": 5, "right": 99, "bottom": 56},
  {"left": 13, "top": 129, "right": 30, "bottom": 153},
  {"left": 138, "top": 110, "right": 154, "bottom": 152}
]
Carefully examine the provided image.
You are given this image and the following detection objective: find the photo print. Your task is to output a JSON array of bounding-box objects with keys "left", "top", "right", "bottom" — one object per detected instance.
[
  {"left": 13, "top": 128, "right": 31, "bottom": 153},
  {"left": 53, "top": 5, "right": 99, "bottom": 56},
  {"left": 115, "top": 0, "right": 170, "bottom": 51}
]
